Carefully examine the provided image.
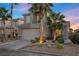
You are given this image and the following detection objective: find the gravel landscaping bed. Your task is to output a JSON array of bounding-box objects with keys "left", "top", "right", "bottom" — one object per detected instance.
[{"left": 20, "top": 43, "right": 79, "bottom": 56}]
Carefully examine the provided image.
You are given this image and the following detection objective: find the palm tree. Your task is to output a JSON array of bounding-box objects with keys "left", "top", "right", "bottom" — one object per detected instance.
[
  {"left": 47, "top": 12, "right": 65, "bottom": 41},
  {"left": 0, "top": 7, "right": 11, "bottom": 42},
  {"left": 10, "top": 3, "right": 18, "bottom": 23},
  {"left": 10, "top": 3, "right": 18, "bottom": 40},
  {"left": 46, "top": 16, "right": 54, "bottom": 40},
  {"left": 29, "top": 3, "right": 53, "bottom": 45}
]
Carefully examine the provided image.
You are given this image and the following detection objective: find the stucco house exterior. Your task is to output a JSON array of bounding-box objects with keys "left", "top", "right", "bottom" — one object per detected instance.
[
  {"left": 0, "top": 13, "right": 71, "bottom": 43},
  {"left": 19, "top": 14, "right": 40, "bottom": 41},
  {"left": 0, "top": 19, "right": 24, "bottom": 42},
  {"left": 18, "top": 13, "right": 71, "bottom": 43}
]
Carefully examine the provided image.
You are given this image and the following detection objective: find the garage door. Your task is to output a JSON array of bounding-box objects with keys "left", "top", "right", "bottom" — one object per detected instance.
[{"left": 22, "top": 29, "right": 40, "bottom": 41}]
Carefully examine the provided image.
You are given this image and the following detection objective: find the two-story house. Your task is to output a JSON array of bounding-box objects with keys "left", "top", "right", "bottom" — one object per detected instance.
[{"left": 18, "top": 13, "right": 71, "bottom": 43}]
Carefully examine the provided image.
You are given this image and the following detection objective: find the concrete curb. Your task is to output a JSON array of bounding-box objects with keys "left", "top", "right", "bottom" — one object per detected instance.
[{"left": 20, "top": 49, "right": 63, "bottom": 56}]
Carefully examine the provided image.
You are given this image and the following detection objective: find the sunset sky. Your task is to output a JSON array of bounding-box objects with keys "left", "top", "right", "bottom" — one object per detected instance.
[{"left": 0, "top": 3, "right": 79, "bottom": 30}]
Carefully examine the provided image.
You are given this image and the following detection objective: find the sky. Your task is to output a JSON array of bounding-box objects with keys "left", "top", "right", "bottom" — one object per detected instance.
[{"left": 0, "top": 3, "right": 79, "bottom": 30}]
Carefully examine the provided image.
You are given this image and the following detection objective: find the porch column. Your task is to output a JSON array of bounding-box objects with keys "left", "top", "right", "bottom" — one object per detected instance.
[{"left": 62, "top": 22, "right": 71, "bottom": 44}]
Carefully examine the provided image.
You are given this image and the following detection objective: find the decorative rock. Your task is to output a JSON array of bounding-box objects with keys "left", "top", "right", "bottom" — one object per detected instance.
[{"left": 64, "top": 39, "right": 72, "bottom": 44}]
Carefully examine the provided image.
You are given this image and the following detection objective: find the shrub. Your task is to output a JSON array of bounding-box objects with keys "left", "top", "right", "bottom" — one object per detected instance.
[
  {"left": 30, "top": 37, "right": 39, "bottom": 43},
  {"left": 55, "top": 41, "right": 64, "bottom": 49},
  {"left": 69, "top": 33, "right": 79, "bottom": 44},
  {"left": 46, "top": 36, "right": 52, "bottom": 40},
  {"left": 30, "top": 40, "right": 36, "bottom": 43},
  {"left": 57, "top": 38, "right": 64, "bottom": 44},
  {"left": 35, "top": 37, "right": 39, "bottom": 42},
  {"left": 56, "top": 36, "right": 64, "bottom": 44}
]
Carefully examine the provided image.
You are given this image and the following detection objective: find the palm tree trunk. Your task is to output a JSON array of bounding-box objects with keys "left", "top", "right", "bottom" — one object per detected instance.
[
  {"left": 49, "top": 29, "right": 52, "bottom": 39},
  {"left": 10, "top": 3, "right": 13, "bottom": 40},
  {"left": 40, "top": 19, "right": 43, "bottom": 44},
  {"left": 53, "top": 29, "right": 56, "bottom": 41},
  {"left": 39, "top": 4, "right": 46, "bottom": 45},
  {"left": 3, "top": 21, "right": 6, "bottom": 42}
]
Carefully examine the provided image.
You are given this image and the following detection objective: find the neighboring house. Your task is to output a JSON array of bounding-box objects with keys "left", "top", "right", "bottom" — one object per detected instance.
[
  {"left": 0, "top": 19, "right": 24, "bottom": 42},
  {"left": 14, "top": 19, "right": 24, "bottom": 39},
  {"left": 16, "top": 20, "right": 24, "bottom": 26},
  {"left": 0, "top": 20, "right": 11, "bottom": 35}
]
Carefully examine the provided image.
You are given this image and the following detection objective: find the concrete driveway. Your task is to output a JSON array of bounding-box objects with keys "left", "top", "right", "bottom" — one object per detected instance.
[{"left": 0, "top": 40, "right": 31, "bottom": 50}]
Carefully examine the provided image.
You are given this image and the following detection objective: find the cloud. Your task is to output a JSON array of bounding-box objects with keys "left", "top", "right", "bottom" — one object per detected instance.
[
  {"left": 62, "top": 8, "right": 79, "bottom": 16},
  {"left": 62, "top": 8, "right": 79, "bottom": 22},
  {"left": 64, "top": 16, "right": 79, "bottom": 24},
  {"left": 70, "top": 23, "right": 79, "bottom": 30},
  {"left": 61, "top": 8, "right": 79, "bottom": 29},
  {"left": 13, "top": 7, "right": 31, "bottom": 11},
  {"left": 13, "top": 4, "right": 32, "bottom": 11}
]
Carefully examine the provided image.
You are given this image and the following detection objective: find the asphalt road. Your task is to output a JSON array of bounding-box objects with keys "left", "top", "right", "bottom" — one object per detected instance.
[{"left": 0, "top": 49, "right": 60, "bottom": 56}]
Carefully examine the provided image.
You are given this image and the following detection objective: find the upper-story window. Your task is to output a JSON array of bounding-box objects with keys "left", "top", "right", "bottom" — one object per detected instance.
[
  {"left": 23, "top": 13, "right": 41, "bottom": 24},
  {"left": 26, "top": 16, "right": 31, "bottom": 23},
  {"left": 23, "top": 14, "right": 32, "bottom": 24}
]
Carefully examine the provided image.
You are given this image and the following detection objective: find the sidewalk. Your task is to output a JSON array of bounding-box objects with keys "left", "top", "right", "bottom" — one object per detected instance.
[{"left": 0, "top": 40, "right": 31, "bottom": 50}]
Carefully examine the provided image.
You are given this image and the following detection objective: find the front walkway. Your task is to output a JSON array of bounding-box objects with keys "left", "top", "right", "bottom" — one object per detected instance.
[{"left": 0, "top": 40, "right": 31, "bottom": 50}]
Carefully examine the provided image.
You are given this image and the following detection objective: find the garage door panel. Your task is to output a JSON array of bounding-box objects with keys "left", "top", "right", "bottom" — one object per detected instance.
[{"left": 22, "top": 29, "right": 39, "bottom": 41}]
